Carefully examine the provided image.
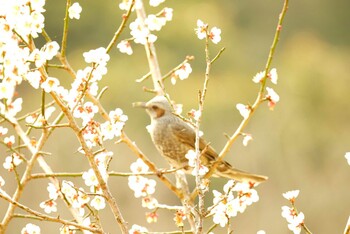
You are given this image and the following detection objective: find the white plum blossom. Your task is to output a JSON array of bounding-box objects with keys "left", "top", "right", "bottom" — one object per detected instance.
[
  {"left": 3, "top": 153, "right": 23, "bottom": 171},
  {"left": 188, "top": 109, "right": 201, "bottom": 122},
  {"left": 195, "top": 19, "right": 222, "bottom": 44},
  {"left": 141, "top": 196, "right": 158, "bottom": 209},
  {"left": 94, "top": 151, "right": 113, "bottom": 170},
  {"left": 252, "top": 71, "right": 265, "bottom": 83},
  {"left": 39, "top": 200, "right": 57, "bottom": 214},
  {"left": 212, "top": 205, "right": 229, "bottom": 227},
  {"left": 119, "top": 0, "right": 143, "bottom": 11},
  {"left": 4, "top": 135, "right": 15, "bottom": 146},
  {"left": 83, "top": 47, "right": 110, "bottom": 65},
  {"left": 130, "top": 18, "right": 157, "bottom": 45},
  {"left": 0, "top": 126, "right": 8, "bottom": 136},
  {"left": 266, "top": 87, "right": 280, "bottom": 110},
  {"left": 345, "top": 152, "right": 350, "bottom": 165},
  {"left": 161, "top": 7, "right": 173, "bottom": 21},
  {"left": 0, "top": 175, "right": 5, "bottom": 188},
  {"left": 60, "top": 181, "right": 76, "bottom": 200},
  {"left": 130, "top": 158, "right": 149, "bottom": 173},
  {"left": 269, "top": 68, "right": 278, "bottom": 84},
  {"left": 252, "top": 68, "right": 278, "bottom": 84},
  {"left": 209, "top": 27, "right": 221, "bottom": 44},
  {"left": 283, "top": 190, "right": 300, "bottom": 202},
  {"left": 47, "top": 183, "right": 60, "bottom": 200},
  {"left": 149, "top": 0, "right": 165, "bottom": 7},
  {"left": 26, "top": 70, "right": 42, "bottom": 89},
  {"left": 128, "top": 175, "right": 156, "bottom": 198},
  {"left": 110, "top": 108, "right": 128, "bottom": 123},
  {"left": 145, "top": 14, "right": 166, "bottom": 31},
  {"left": 59, "top": 225, "right": 77, "bottom": 234},
  {"left": 29, "top": 49, "right": 47, "bottom": 68},
  {"left": 0, "top": 82, "right": 15, "bottom": 100},
  {"left": 128, "top": 224, "right": 148, "bottom": 234},
  {"left": 68, "top": 2, "right": 82, "bottom": 20},
  {"left": 90, "top": 196, "right": 106, "bottom": 210},
  {"left": 195, "top": 19, "right": 208, "bottom": 40},
  {"left": 236, "top": 103, "right": 250, "bottom": 119},
  {"left": 117, "top": 40, "right": 133, "bottom": 55},
  {"left": 40, "top": 77, "right": 60, "bottom": 93},
  {"left": 0, "top": 98, "right": 23, "bottom": 117},
  {"left": 242, "top": 134, "right": 253, "bottom": 146},
  {"left": 174, "top": 63, "right": 192, "bottom": 80},
  {"left": 82, "top": 168, "right": 99, "bottom": 187},
  {"left": 42, "top": 41, "right": 60, "bottom": 60},
  {"left": 73, "top": 102, "right": 98, "bottom": 125},
  {"left": 30, "top": 0, "right": 46, "bottom": 12},
  {"left": 146, "top": 212, "right": 158, "bottom": 223},
  {"left": 21, "top": 223, "right": 41, "bottom": 234}
]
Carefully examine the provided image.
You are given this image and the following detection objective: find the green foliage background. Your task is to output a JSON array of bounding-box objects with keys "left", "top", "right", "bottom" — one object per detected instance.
[{"left": 1, "top": 0, "right": 349, "bottom": 233}]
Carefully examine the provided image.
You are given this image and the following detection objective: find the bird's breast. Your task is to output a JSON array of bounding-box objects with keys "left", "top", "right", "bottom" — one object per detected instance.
[{"left": 149, "top": 120, "right": 191, "bottom": 168}]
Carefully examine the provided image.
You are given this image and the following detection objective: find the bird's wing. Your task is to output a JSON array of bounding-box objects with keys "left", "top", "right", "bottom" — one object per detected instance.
[{"left": 169, "top": 121, "right": 218, "bottom": 161}]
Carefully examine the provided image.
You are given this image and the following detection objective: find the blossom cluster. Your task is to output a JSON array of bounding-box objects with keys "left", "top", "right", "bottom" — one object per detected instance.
[
  {"left": 281, "top": 190, "right": 306, "bottom": 234},
  {"left": 3, "top": 153, "right": 23, "bottom": 171},
  {"left": 37, "top": 151, "right": 113, "bottom": 233},
  {"left": 171, "top": 62, "right": 193, "bottom": 85},
  {"left": 0, "top": 1, "right": 60, "bottom": 120},
  {"left": 210, "top": 180, "right": 259, "bottom": 227},
  {"left": 235, "top": 68, "right": 280, "bottom": 146},
  {"left": 195, "top": 19, "right": 222, "bottom": 44},
  {"left": 117, "top": 1, "right": 173, "bottom": 55},
  {"left": 185, "top": 150, "right": 208, "bottom": 176},
  {"left": 252, "top": 68, "right": 280, "bottom": 110},
  {"left": 127, "top": 158, "right": 162, "bottom": 230},
  {"left": 1, "top": 0, "right": 45, "bottom": 40},
  {"left": 128, "top": 159, "right": 159, "bottom": 224}
]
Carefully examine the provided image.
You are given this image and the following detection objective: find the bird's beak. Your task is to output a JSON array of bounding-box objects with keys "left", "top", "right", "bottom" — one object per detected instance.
[{"left": 132, "top": 102, "right": 147, "bottom": 109}]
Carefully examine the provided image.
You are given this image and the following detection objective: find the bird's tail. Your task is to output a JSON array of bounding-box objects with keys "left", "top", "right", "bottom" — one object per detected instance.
[{"left": 214, "top": 162, "right": 268, "bottom": 184}]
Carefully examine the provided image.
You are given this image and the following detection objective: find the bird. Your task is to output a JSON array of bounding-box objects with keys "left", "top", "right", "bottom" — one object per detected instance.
[{"left": 134, "top": 95, "right": 268, "bottom": 183}]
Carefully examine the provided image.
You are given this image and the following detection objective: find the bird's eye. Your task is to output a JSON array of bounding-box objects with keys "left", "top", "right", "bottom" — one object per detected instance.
[{"left": 151, "top": 105, "right": 159, "bottom": 110}]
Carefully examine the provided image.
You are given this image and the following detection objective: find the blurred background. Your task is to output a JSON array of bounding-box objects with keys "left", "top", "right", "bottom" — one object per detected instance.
[{"left": 1, "top": 0, "right": 350, "bottom": 233}]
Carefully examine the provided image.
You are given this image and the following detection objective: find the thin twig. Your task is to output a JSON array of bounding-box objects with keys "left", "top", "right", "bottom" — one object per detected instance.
[
  {"left": 343, "top": 216, "right": 350, "bottom": 234},
  {"left": 136, "top": 71, "right": 152, "bottom": 83},
  {"left": 0, "top": 194, "right": 102, "bottom": 233},
  {"left": 161, "top": 55, "right": 195, "bottom": 82},
  {"left": 106, "top": 0, "right": 135, "bottom": 53},
  {"left": 200, "top": 0, "right": 289, "bottom": 184},
  {"left": 97, "top": 86, "right": 109, "bottom": 100},
  {"left": 28, "top": 168, "right": 181, "bottom": 180},
  {"left": 193, "top": 24, "right": 213, "bottom": 233},
  {"left": 61, "top": 0, "right": 71, "bottom": 57},
  {"left": 135, "top": 5, "right": 164, "bottom": 94},
  {"left": 210, "top": 47, "right": 225, "bottom": 64}
]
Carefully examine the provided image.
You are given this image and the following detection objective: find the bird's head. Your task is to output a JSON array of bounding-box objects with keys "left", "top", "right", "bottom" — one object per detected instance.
[{"left": 133, "top": 96, "right": 173, "bottom": 120}]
